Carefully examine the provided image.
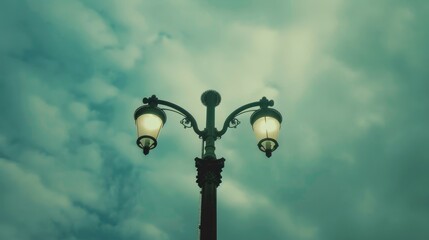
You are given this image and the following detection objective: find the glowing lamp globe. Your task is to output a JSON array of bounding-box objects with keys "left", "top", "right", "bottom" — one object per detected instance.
[
  {"left": 134, "top": 105, "right": 167, "bottom": 155},
  {"left": 250, "top": 108, "right": 282, "bottom": 157}
]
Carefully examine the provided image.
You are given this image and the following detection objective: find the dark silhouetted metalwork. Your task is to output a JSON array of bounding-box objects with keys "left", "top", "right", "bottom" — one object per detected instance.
[{"left": 134, "top": 90, "right": 283, "bottom": 240}]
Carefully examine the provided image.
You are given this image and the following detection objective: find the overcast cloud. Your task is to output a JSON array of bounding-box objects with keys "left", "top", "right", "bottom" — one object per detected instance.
[{"left": 1, "top": 0, "right": 428, "bottom": 240}]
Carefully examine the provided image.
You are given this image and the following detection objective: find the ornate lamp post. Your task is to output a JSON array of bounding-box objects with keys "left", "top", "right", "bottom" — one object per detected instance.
[{"left": 134, "top": 90, "right": 283, "bottom": 240}]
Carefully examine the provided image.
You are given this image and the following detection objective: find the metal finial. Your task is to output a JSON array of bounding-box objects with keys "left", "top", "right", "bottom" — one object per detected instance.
[{"left": 201, "top": 90, "right": 221, "bottom": 106}]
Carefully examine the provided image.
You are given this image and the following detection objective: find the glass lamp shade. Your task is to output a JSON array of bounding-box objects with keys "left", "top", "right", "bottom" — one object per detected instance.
[
  {"left": 134, "top": 105, "right": 167, "bottom": 155},
  {"left": 250, "top": 108, "right": 282, "bottom": 157}
]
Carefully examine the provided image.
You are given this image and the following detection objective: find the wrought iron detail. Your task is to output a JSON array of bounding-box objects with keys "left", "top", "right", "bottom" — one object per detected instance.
[
  {"left": 143, "top": 95, "right": 159, "bottom": 106},
  {"left": 217, "top": 96, "right": 274, "bottom": 138},
  {"left": 180, "top": 117, "right": 192, "bottom": 128},
  {"left": 228, "top": 118, "right": 241, "bottom": 128},
  {"left": 195, "top": 157, "right": 225, "bottom": 188}
]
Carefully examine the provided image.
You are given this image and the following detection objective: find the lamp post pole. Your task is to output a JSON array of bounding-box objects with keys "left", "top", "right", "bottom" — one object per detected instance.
[
  {"left": 196, "top": 156, "right": 224, "bottom": 240},
  {"left": 196, "top": 90, "right": 224, "bottom": 240},
  {"left": 134, "top": 90, "right": 283, "bottom": 240}
]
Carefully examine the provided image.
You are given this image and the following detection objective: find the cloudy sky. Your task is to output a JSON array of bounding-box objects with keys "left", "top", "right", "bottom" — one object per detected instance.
[{"left": 1, "top": 0, "right": 428, "bottom": 239}]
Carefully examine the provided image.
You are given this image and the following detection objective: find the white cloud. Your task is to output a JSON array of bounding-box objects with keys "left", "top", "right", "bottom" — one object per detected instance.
[
  {"left": 103, "top": 45, "right": 142, "bottom": 70},
  {"left": 69, "top": 101, "right": 91, "bottom": 121},
  {"left": 24, "top": 95, "right": 70, "bottom": 152},
  {"left": 0, "top": 158, "right": 98, "bottom": 239},
  {"left": 120, "top": 219, "right": 170, "bottom": 240},
  {"left": 27, "top": 0, "right": 118, "bottom": 50},
  {"left": 80, "top": 76, "right": 119, "bottom": 103}
]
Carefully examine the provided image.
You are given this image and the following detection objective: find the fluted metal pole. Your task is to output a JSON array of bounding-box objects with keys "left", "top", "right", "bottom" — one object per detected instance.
[
  {"left": 196, "top": 157, "right": 224, "bottom": 240},
  {"left": 197, "top": 90, "right": 224, "bottom": 240}
]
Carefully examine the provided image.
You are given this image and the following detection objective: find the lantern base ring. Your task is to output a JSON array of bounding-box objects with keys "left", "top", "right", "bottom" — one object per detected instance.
[
  {"left": 257, "top": 138, "right": 279, "bottom": 158},
  {"left": 136, "top": 135, "right": 158, "bottom": 155}
]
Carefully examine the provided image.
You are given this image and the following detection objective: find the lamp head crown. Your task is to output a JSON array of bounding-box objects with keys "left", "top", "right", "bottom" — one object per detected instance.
[{"left": 201, "top": 90, "right": 221, "bottom": 106}]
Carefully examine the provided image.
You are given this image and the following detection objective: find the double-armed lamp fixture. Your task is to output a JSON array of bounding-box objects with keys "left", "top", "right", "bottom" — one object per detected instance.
[
  {"left": 133, "top": 90, "right": 283, "bottom": 240},
  {"left": 134, "top": 90, "right": 282, "bottom": 157}
]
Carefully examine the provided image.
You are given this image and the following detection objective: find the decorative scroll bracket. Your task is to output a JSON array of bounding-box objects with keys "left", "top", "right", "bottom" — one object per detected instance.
[
  {"left": 180, "top": 117, "right": 192, "bottom": 128},
  {"left": 228, "top": 118, "right": 241, "bottom": 128}
]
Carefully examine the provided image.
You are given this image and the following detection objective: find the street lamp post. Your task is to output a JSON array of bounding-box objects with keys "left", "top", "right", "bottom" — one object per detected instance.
[{"left": 134, "top": 90, "right": 283, "bottom": 240}]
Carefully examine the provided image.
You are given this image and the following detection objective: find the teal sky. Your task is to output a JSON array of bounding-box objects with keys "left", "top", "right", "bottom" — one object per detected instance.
[{"left": 1, "top": 0, "right": 428, "bottom": 239}]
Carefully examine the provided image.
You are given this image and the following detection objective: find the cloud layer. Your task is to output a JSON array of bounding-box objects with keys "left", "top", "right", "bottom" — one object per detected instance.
[{"left": 1, "top": 0, "right": 428, "bottom": 239}]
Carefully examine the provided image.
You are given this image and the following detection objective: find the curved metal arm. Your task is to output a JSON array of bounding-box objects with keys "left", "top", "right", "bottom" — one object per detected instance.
[
  {"left": 217, "top": 97, "right": 274, "bottom": 138},
  {"left": 143, "top": 95, "right": 205, "bottom": 137}
]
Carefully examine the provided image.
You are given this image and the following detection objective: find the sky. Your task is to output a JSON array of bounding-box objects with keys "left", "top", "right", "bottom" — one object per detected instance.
[{"left": 0, "top": 0, "right": 428, "bottom": 240}]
